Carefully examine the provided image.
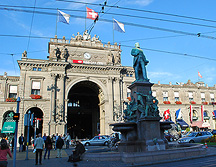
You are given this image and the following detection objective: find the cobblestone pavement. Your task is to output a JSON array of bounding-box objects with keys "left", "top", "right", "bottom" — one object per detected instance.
[
  {"left": 7, "top": 147, "right": 128, "bottom": 167},
  {"left": 7, "top": 146, "right": 216, "bottom": 167}
]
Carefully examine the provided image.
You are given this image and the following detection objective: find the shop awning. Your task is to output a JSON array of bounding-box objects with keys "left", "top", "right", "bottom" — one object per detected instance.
[
  {"left": 176, "top": 119, "right": 189, "bottom": 129},
  {"left": 191, "top": 121, "right": 210, "bottom": 128},
  {"left": 1, "top": 122, "right": 16, "bottom": 133}
]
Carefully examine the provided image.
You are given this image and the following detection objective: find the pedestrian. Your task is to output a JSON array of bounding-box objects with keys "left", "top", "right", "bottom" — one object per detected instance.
[
  {"left": 11, "top": 137, "right": 14, "bottom": 153},
  {"left": 18, "top": 133, "right": 24, "bottom": 152},
  {"left": 0, "top": 139, "right": 12, "bottom": 167},
  {"left": 34, "top": 133, "right": 44, "bottom": 165},
  {"left": 56, "top": 135, "right": 64, "bottom": 158},
  {"left": 54, "top": 133, "right": 59, "bottom": 150},
  {"left": 66, "top": 133, "right": 71, "bottom": 149},
  {"left": 68, "top": 140, "right": 85, "bottom": 162},
  {"left": 44, "top": 136, "right": 52, "bottom": 159},
  {"left": 42, "top": 133, "right": 47, "bottom": 141}
]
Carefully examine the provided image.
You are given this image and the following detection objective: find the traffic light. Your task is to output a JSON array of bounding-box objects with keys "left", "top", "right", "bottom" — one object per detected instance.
[{"left": 13, "top": 113, "right": 20, "bottom": 121}]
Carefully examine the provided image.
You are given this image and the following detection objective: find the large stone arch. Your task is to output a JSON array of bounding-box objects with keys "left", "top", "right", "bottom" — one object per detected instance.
[
  {"left": 65, "top": 77, "right": 109, "bottom": 138},
  {"left": 66, "top": 77, "right": 108, "bottom": 102}
]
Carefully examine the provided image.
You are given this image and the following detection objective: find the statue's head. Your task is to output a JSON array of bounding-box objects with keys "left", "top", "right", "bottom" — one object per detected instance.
[{"left": 135, "top": 42, "right": 140, "bottom": 48}]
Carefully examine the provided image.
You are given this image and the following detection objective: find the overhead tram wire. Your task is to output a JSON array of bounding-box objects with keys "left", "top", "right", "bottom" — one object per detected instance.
[
  {"left": 120, "top": 44, "right": 216, "bottom": 62},
  {"left": 56, "top": 0, "right": 216, "bottom": 24},
  {"left": 2, "top": 5, "right": 216, "bottom": 30},
  {"left": 2, "top": 7, "right": 216, "bottom": 41},
  {"left": 1, "top": 33, "right": 216, "bottom": 62},
  {"left": 26, "top": 0, "right": 37, "bottom": 51},
  {"left": 117, "top": 30, "right": 216, "bottom": 43}
]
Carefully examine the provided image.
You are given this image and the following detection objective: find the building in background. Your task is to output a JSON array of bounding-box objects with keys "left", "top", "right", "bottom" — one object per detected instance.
[{"left": 0, "top": 32, "right": 216, "bottom": 141}]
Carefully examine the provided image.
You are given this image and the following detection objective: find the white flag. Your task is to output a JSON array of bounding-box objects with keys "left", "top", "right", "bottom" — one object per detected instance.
[{"left": 58, "top": 10, "right": 70, "bottom": 24}]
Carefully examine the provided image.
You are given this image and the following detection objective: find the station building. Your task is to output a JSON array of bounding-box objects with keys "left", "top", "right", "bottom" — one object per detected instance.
[{"left": 0, "top": 32, "right": 216, "bottom": 140}]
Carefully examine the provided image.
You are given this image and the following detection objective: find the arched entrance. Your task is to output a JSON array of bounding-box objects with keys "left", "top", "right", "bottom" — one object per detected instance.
[
  {"left": 24, "top": 107, "right": 43, "bottom": 141},
  {"left": 67, "top": 81, "right": 100, "bottom": 139}
]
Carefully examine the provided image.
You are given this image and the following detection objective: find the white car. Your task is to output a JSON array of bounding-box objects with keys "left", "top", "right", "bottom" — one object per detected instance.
[{"left": 81, "top": 135, "right": 110, "bottom": 146}]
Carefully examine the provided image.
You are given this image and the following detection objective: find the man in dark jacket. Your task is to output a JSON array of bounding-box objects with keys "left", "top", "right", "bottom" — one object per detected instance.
[
  {"left": 18, "top": 134, "right": 24, "bottom": 152},
  {"left": 73, "top": 141, "right": 85, "bottom": 162},
  {"left": 56, "top": 135, "right": 64, "bottom": 158}
]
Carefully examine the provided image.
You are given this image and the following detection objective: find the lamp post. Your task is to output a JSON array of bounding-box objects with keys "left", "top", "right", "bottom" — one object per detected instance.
[
  {"left": 25, "top": 110, "right": 33, "bottom": 160},
  {"left": 13, "top": 97, "right": 20, "bottom": 167}
]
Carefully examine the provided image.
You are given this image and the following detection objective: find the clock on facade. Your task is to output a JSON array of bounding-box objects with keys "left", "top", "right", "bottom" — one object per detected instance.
[{"left": 84, "top": 52, "right": 91, "bottom": 60}]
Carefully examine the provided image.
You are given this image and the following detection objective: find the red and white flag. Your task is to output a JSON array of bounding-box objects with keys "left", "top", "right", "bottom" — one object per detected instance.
[
  {"left": 86, "top": 7, "right": 98, "bottom": 20},
  {"left": 198, "top": 71, "right": 202, "bottom": 78},
  {"left": 190, "top": 105, "right": 193, "bottom": 123},
  {"left": 164, "top": 109, "right": 170, "bottom": 120}
]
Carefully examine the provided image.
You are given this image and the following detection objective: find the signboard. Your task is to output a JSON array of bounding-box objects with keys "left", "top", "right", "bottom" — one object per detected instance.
[
  {"left": 73, "top": 60, "right": 83, "bottom": 64},
  {"left": 1, "top": 122, "right": 16, "bottom": 133}
]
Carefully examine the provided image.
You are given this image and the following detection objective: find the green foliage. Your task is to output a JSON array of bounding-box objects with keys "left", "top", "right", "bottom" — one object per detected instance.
[{"left": 201, "top": 135, "right": 216, "bottom": 143}]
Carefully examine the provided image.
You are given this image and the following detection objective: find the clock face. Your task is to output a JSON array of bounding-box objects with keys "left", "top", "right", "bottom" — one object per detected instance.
[{"left": 84, "top": 52, "right": 91, "bottom": 60}]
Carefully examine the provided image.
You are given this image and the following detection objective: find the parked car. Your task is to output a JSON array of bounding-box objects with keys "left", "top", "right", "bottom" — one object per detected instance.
[
  {"left": 212, "top": 129, "right": 216, "bottom": 135},
  {"left": 164, "top": 133, "right": 175, "bottom": 142},
  {"left": 178, "top": 131, "right": 213, "bottom": 144},
  {"left": 181, "top": 131, "right": 191, "bottom": 138},
  {"left": 81, "top": 135, "right": 110, "bottom": 146}
]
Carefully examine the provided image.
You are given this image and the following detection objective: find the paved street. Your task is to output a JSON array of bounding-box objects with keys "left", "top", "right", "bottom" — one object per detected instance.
[{"left": 7, "top": 146, "right": 216, "bottom": 167}]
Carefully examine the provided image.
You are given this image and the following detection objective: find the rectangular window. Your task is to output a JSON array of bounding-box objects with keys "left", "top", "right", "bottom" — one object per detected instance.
[
  {"left": 174, "top": 92, "right": 179, "bottom": 102},
  {"left": 127, "top": 88, "right": 131, "bottom": 97},
  {"left": 210, "top": 93, "right": 215, "bottom": 102},
  {"left": 201, "top": 92, "right": 205, "bottom": 102},
  {"left": 163, "top": 91, "right": 168, "bottom": 101},
  {"left": 38, "top": 68, "right": 42, "bottom": 71},
  {"left": 9, "top": 85, "right": 17, "bottom": 98},
  {"left": 33, "top": 67, "right": 37, "bottom": 71},
  {"left": 31, "top": 81, "right": 40, "bottom": 95},
  {"left": 188, "top": 92, "right": 193, "bottom": 102}
]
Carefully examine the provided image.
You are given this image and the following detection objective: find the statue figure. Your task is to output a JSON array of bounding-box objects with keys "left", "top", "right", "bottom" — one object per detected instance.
[
  {"left": 114, "top": 52, "right": 121, "bottom": 64},
  {"left": 91, "top": 34, "right": 99, "bottom": 42},
  {"left": 107, "top": 51, "right": 114, "bottom": 65},
  {"left": 54, "top": 47, "right": 61, "bottom": 60},
  {"left": 62, "top": 47, "right": 69, "bottom": 62},
  {"left": 123, "top": 97, "right": 137, "bottom": 122},
  {"left": 83, "top": 30, "right": 91, "bottom": 40},
  {"left": 131, "top": 42, "right": 149, "bottom": 82},
  {"left": 75, "top": 32, "right": 83, "bottom": 41},
  {"left": 22, "top": 50, "right": 27, "bottom": 57}
]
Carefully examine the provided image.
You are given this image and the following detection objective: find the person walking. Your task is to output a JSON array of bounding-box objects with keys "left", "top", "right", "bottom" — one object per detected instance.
[
  {"left": 11, "top": 137, "right": 14, "bottom": 153},
  {"left": 56, "top": 135, "right": 64, "bottom": 158},
  {"left": 18, "top": 134, "right": 24, "bottom": 152},
  {"left": 0, "top": 139, "right": 12, "bottom": 167},
  {"left": 34, "top": 133, "right": 44, "bottom": 165},
  {"left": 44, "top": 136, "right": 52, "bottom": 159},
  {"left": 66, "top": 133, "right": 71, "bottom": 149}
]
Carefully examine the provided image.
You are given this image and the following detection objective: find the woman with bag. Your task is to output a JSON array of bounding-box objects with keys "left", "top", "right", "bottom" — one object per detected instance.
[
  {"left": 44, "top": 136, "right": 52, "bottom": 159},
  {"left": 0, "top": 139, "right": 12, "bottom": 167}
]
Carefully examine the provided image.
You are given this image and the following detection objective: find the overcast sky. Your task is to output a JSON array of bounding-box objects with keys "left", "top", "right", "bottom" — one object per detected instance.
[{"left": 1, "top": 0, "right": 216, "bottom": 86}]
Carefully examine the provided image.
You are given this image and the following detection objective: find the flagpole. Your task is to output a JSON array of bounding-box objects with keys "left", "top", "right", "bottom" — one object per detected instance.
[
  {"left": 55, "top": 9, "right": 58, "bottom": 36},
  {"left": 113, "top": 17, "right": 114, "bottom": 44},
  {"left": 85, "top": 4, "right": 87, "bottom": 31}
]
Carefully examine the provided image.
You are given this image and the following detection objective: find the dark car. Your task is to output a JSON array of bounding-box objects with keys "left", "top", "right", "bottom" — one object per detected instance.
[{"left": 164, "top": 133, "right": 175, "bottom": 142}]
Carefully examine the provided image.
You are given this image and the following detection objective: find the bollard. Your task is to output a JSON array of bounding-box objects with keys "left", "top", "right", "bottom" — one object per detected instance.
[{"left": 205, "top": 142, "right": 208, "bottom": 148}]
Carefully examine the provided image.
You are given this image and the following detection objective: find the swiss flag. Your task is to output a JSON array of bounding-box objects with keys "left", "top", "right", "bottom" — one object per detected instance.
[
  {"left": 86, "top": 7, "right": 98, "bottom": 20},
  {"left": 164, "top": 109, "right": 170, "bottom": 120}
]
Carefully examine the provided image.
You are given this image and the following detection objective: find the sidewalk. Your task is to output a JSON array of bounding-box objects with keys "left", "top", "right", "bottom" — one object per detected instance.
[{"left": 7, "top": 146, "right": 216, "bottom": 167}]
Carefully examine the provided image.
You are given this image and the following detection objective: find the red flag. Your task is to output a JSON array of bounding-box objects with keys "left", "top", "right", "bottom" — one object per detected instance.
[
  {"left": 201, "top": 105, "right": 204, "bottom": 121},
  {"left": 198, "top": 71, "right": 202, "bottom": 78},
  {"left": 190, "top": 105, "right": 193, "bottom": 123},
  {"left": 164, "top": 109, "right": 170, "bottom": 120},
  {"left": 86, "top": 7, "right": 98, "bottom": 20}
]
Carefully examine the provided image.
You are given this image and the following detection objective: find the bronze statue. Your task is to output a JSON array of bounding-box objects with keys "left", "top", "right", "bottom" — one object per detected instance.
[{"left": 131, "top": 42, "right": 149, "bottom": 82}]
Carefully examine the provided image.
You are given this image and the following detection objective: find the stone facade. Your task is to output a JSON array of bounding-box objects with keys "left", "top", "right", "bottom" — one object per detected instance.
[{"left": 0, "top": 32, "right": 216, "bottom": 140}]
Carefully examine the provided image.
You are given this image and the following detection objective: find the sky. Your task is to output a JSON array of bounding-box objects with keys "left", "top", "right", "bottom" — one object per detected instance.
[{"left": 1, "top": 0, "right": 216, "bottom": 86}]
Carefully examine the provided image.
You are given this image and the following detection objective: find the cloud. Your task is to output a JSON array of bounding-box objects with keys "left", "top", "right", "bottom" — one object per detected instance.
[{"left": 127, "top": 0, "right": 154, "bottom": 6}]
